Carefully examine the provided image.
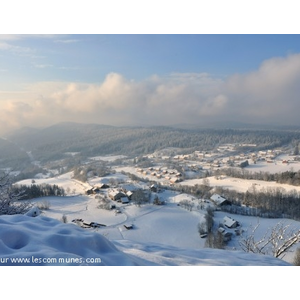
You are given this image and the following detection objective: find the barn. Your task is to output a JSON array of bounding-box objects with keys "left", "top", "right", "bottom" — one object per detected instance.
[
  {"left": 210, "top": 194, "right": 231, "bottom": 206},
  {"left": 223, "top": 216, "right": 239, "bottom": 228},
  {"left": 108, "top": 190, "right": 127, "bottom": 201}
]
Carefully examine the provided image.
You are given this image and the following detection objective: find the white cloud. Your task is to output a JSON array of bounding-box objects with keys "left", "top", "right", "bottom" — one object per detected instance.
[
  {"left": 1, "top": 53, "right": 300, "bottom": 134},
  {"left": 0, "top": 34, "right": 23, "bottom": 41},
  {"left": 222, "top": 53, "right": 300, "bottom": 123},
  {"left": 0, "top": 40, "right": 34, "bottom": 55},
  {"left": 34, "top": 64, "right": 53, "bottom": 69},
  {"left": 54, "top": 39, "right": 80, "bottom": 44}
]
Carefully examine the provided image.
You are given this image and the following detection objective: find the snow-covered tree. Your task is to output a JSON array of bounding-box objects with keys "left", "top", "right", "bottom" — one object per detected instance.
[
  {"left": 0, "top": 173, "right": 32, "bottom": 215},
  {"left": 239, "top": 220, "right": 300, "bottom": 259},
  {"left": 131, "top": 189, "right": 150, "bottom": 207}
]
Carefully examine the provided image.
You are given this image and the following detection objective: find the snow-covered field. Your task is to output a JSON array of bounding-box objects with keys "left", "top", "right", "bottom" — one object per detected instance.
[
  {"left": 89, "top": 155, "right": 127, "bottom": 162},
  {"left": 0, "top": 208, "right": 291, "bottom": 266},
  {"left": 2, "top": 168, "right": 300, "bottom": 300},
  {"left": 4, "top": 171, "right": 300, "bottom": 266},
  {"left": 182, "top": 175, "right": 300, "bottom": 193},
  {"left": 246, "top": 154, "right": 300, "bottom": 173},
  {"left": 17, "top": 171, "right": 92, "bottom": 195}
]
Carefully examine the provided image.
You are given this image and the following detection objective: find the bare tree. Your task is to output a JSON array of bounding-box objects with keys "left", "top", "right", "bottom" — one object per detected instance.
[
  {"left": 205, "top": 231, "right": 225, "bottom": 249},
  {"left": 179, "top": 199, "right": 194, "bottom": 211},
  {"left": 198, "top": 207, "right": 215, "bottom": 237},
  {"left": 204, "top": 207, "right": 214, "bottom": 233},
  {"left": 0, "top": 173, "right": 32, "bottom": 215},
  {"left": 239, "top": 220, "right": 300, "bottom": 259}
]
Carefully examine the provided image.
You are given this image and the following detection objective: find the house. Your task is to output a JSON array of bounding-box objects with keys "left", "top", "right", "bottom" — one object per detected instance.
[
  {"left": 170, "top": 177, "right": 181, "bottom": 184},
  {"left": 126, "top": 191, "right": 133, "bottom": 200},
  {"left": 99, "top": 183, "right": 110, "bottom": 189},
  {"left": 90, "top": 222, "right": 106, "bottom": 228},
  {"left": 120, "top": 197, "right": 129, "bottom": 204},
  {"left": 86, "top": 185, "right": 108, "bottom": 195},
  {"left": 83, "top": 220, "right": 92, "bottom": 227},
  {"left": 110, "top": 204, "right": 116, "bottom": 210},
  {"left": 218, "top": 227, "right": 233, "bottom": 242},
  {"left": 85, "top": 188, "right": 94, "bottom": 195},
  {"left": 92, "top": 187, "right": 101, "bottom": 193},
  {"left": 124, "top": 223, "right": 133, "bottom": 230},
  {"left": 210, "top": 194, "right": 231, "bottom": 206},
  {"left": 150, "top": 184, "right": 158, "bottom": 192},
  {"left": 82, "top": 221, "right": 106, "bottom": 228},
  {"left": 108, "top": 190, "right": 127, "bottom": 201},
  {"left": 223, "top": 216, "right": 239, "bottom": 228}
]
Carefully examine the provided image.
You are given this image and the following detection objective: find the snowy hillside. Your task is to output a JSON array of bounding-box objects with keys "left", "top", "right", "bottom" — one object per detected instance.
[
  {"left": 11, "top": 170, "right": 300, "bottom": 266},
  {"left": 0, "top": 210, "right": 290, "bottom": 266}
]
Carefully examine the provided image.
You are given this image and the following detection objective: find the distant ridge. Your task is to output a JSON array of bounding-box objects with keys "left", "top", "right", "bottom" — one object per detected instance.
[
  {"left": 4, "top": 121, "right": 300, "bottom": 164},
  {"left": 4, "top": 126, "right": 40, "bottom": 138}
]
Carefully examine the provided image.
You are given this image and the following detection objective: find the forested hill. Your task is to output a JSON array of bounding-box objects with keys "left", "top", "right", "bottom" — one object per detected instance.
[{"left": 4, "top": 122, "right": 300, "bottom": 162}]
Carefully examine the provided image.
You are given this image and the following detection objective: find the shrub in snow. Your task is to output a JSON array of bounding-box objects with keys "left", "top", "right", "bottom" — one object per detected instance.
[
  {"left": 198, "top": 221, "right": 207, "bottom": 235},
  {"left": 61, "top": 214, "right": 68, "bottom": 223},
  {"left": 25, "top": 207, "right": 41, "bottom": 217},
  {"left": 37, "top": 200, "right": 51, "bottom": 210}
]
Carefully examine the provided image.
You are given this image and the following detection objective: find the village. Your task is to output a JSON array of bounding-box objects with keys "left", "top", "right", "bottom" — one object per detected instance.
[
  {"left": 113, "top": 143, "right": 300, "bottom": 188},
  {"left": 6, "top": 136, "right": 300, "bottom": 266},
  {"left": 10, "top": 140, "right": 300, "bottom": 265},
  {"left": 61, "top": 142, "right": 300, "bottom": 247},
  {"left": 81, "top": 177, "right": 241, "bottom": 244},
  {"left": 52, "top": 142, "right": 299, "bottom": 237}
]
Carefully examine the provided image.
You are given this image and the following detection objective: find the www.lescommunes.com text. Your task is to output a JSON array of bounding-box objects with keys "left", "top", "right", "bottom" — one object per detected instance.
[{"left": 0, "top": 256, "right": 102, "bottom": 264}]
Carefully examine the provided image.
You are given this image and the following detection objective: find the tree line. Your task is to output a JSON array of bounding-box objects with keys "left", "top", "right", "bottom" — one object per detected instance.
[
  {"left": 219, "top": 167, "right": 300, "bottom": 186},
  {"left": 213, "top": 185, "right": 300, "bottom": 220},
  {"left": 162, "top": 180, "right": 300, "bottom": 220},
  {"left": 12, "top": 183, "right": 66, "bottom": 200},
  {"left": 72, "top": 163, "right": 111, "bottom": 182}
]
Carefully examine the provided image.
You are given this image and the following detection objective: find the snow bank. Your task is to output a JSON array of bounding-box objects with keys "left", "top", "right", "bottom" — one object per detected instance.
[
  {"left": 114, "top": 240, "right": 291, "bottom": 266},
  {"left": 0, "top": 213, "right": 291, "bottom": 266},
  {"left": 0, "top": 213, "right": 144, "bottom": 266}
]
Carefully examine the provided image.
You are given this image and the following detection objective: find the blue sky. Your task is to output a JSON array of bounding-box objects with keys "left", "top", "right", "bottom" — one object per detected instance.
[
  {"left": 2, "top": 34, "right": 300, "bottom": 83},
  {"left": 1, "top": 34, "right": 300, "bottom": 133}
]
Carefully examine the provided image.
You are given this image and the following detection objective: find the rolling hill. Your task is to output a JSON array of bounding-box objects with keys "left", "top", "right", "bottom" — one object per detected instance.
[{"left": 3, "top": 122, "right": 300, "bottom": 165}]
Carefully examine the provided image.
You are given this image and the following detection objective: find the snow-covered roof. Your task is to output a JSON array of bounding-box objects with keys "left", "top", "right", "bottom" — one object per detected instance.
[
  {"left": 121, "top": 197, "right": 129, "bottom": 203},
  {"left": 109, "top": 190, "right": 125, "bottom": 197},
  {"left": 223, "top": 216, "right": 238, "bottom": 228},
  {"left": 170, "top": 177, "right": 180, "bottom": 183},
  {"left": 210, "top": 193, "right": 227, "bottom": 205}
]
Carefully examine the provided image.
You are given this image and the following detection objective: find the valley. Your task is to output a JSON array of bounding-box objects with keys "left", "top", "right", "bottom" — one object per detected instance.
[{"left": 2, "top": 123, "right": 300, "bottom": 265}]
